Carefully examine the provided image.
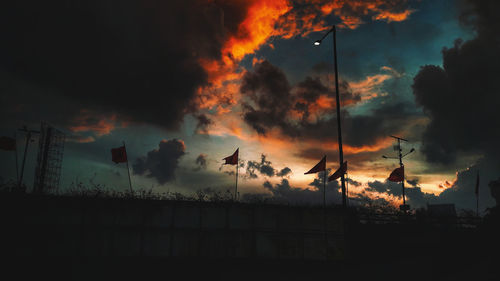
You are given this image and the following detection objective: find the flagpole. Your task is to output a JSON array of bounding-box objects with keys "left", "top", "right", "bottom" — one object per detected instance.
[
  {"left": 332, "top": 26, "right": 348, "bottom": 209},
  {"left": 235, "top": 149, "right": 239, "bottom": 201},
  {"left": 14, "top": 132, "right": 19, "bottom": 184},
  {"left": 476, "top": 192, "right": 479, "bottom": 217},
  {"left": 18, "top": 130, "right": 31, "bottom": 190},
  {"left": 346, "top": 171, "right": 349, "bottom": 207},
  {"left": 323, "top": 159, "right": 328, "bottom": 260},
  {"left": 323, "top": 163, "right": 326, "bottom": 209},
  {"left": 123, "top": 141, "right": 133, "bottom": 194},
  {"left": 476, "top": 171, "right": 479, "bottom": 217}
]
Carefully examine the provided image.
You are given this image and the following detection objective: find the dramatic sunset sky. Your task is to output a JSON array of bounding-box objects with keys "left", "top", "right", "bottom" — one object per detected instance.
[{"left": 1, "top": 0, "right": 499, "bottom": 211}]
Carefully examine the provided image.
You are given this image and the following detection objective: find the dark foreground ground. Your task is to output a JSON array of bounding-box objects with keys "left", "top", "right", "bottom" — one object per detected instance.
[
  {"left": 3, "top": 254, "right": 498, "bottom": 281},
  {"left": 1, "top": 192, "right": 498, "bottom": 281},
  {"left": 4, "top": 220, "right": 498, "bottom": 281}
]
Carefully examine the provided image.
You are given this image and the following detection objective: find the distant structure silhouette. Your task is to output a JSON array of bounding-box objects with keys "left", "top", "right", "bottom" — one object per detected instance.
[{"left": 33, "top": 122, "right": 65, "bottom": 193}]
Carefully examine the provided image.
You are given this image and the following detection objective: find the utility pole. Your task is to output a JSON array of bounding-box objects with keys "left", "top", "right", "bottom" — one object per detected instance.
[
  {"left": 122, "top": 141, "right": 134, "bottom": 194},
  {"left": 18, "top": 126, "right": 40, "bottom": 191},
  {"left": 382, "top": 135, "right": 415, "bottom": 212}
]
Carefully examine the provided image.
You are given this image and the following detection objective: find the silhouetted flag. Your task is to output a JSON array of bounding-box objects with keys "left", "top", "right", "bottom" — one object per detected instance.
[
  {"left": 388, "top": 166, "right": 404, "bottom": 182},
  {"left": 223, "top": 148, "right": 238, "bottom": 165},
  {"left": 475, "top": 171, "right": 480, "bottom": 195},
  {"left": 111, "top": 146, "right": 128, "bottom": 164},
  {"left": 305, "top": 156, "right": 326, "bottom": 174},
  {"left": 0, "top": 136, "right": 16, "bottom": 151},
  {"left": 328, "top": 161, "right": 347, "bottom": 182}
]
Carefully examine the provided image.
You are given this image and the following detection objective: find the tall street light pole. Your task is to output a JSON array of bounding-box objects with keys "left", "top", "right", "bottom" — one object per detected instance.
[{"left": 314, "top": 26, "right": 347, "bottom": 208}]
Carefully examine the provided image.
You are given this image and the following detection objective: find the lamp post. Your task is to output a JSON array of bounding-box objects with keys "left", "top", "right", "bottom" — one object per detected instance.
[{"left": 314, "top": 26, "right": 347, "bottom": 208}]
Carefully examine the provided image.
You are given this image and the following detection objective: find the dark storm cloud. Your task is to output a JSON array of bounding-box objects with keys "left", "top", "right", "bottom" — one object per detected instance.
[
  {"left": 246, "top": 154, "right": 276, "bottom": 179},
  {"left": 0, "top": 0, "right": 249, "bottom": 131},
  {"left": 241, "top": 60, "right": 417, "bottom": 150},
  {"left": 245, "top": 162, "right": 262, "bottom": 179},
  {"left": 195, "top": 114, "right": 214, "bottom": 134},
  {"left": 133, "top": 139, "right": 186, "bottom": 184},
  {"left": 245, "top": 154, "right": 293, "bottom": 179},
  {"left": 276, "top": 167, "right": 292, "bottom": 177},
  {"left": 311, "top": 62, "right": 332, "bottom": 74},
  {"left": 412, "top": 0, "right": 500, "bottom": 165},
  {"left": 437, "top": 159, "right": 496, "bottom": 211},
  {"left": 366, "top": 180, "right": 390, "bottom": 193},
  {"left": 292, "top": 102, "right": 417, "bottom": 162},
  {"left": 194, "top": 153, "right": 208, "bottom": 171},
  {"left": 240, "top": 60, "right": 295, "bottom": 136},
  {"left": 347, "top": 178, "right": 361, "bottom": 187},
  {"left": 406, "top": 178, "right": 419, "bottom": 187},
  {"left": 293, "top": 77, "right": 329, "bottom": 121},
  {"left": 343, "top": 102, "right": 414, "bottom": 147},
  {"left": 366, "top": 179, "right": 438, "bottom": 208},
  {"left": 262, "top": 177, "right": 341, "bottom": 206},
  {"left": 294, "top": 77, "right": 361, "bottom": 122},
  {"left": 409, "top": 0, "right": 500, "bottom": 211}
]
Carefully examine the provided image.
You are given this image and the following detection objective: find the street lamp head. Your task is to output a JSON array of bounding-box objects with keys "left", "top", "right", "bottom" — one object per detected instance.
[{"left": 314, "top": 40, "right": 321, "bottom": 46}]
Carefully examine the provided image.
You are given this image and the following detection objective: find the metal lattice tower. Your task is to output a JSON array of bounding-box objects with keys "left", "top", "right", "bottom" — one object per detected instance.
[{"left": 33, "top": 122, "right": 65, "bottom": 193}]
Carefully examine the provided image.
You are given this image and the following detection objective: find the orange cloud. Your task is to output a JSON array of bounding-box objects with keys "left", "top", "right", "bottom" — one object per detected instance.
[
  {"left": 306, "top": 137, "right": 393, "bottom": 156},
  {"left": 196, "top": 0, "right": 413, "bottom": 116},
  {"left": 275, "top": 6, "right": 330, "bottom": 39},
  {"left": 290, "top": 94, "right": 335, "bottom": 122},
  {"left": 349, "top": 73, "right": 392, "bottom": 100},
  {"left": 195, "top": 1, "right": 291, "bottom": 114},
  {"left": 223, "top": 0, "right": 291, "bottom": 62},
  {"left": 66, "top": 135, "right": 96, "bottom": 144},
  {"left": 69, "top": 110, "right": 123, "bottom": 138},
  {"left": 373, "top": 9, "right": 414, "bottom": 22},
  {"left": 280, "top": 0, "right": 414, "bottom": 31}
]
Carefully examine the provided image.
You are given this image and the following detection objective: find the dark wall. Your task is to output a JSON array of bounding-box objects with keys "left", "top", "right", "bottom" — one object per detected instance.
[{"left": 0, "top": 194, "right": 347, "bottom": 260}]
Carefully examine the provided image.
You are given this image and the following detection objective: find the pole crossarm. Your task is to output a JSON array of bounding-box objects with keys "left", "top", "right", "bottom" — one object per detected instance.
[{"left": 315, "top": 26, "right": 335, "bottom": 44}]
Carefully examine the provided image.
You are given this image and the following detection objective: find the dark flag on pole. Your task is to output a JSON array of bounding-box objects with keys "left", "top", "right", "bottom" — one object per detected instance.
[
  {"left": 305, "top": 155, "right": 327, "bottom": 208},
  {"left": 111, "top": 146, "right": 128, "bottom": 164},
  {"left": 388, "top": 166, "right": 404, "bottom": 182},
  {"left": 304, "top": 156, "right": 326, "bottom": 174},
  {"left": 328, "top": 161, "right": 347, "bottom": 182},
  {"left": 223, "top": 148, "right": 239, "bottom": 165},
  {"left": 112, "top": 143, "right": 133, "bottom": 193},
  {"left": 223, "top": 148, "right": 239, "bottom": 201},
  {"left": 0, "top": 136, "right": 16, "bottom": 151}
]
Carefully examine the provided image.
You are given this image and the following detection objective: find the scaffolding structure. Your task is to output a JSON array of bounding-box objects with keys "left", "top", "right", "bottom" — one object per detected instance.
[{"left": 33, "top": 122, "right": 65, "bottom": 193}]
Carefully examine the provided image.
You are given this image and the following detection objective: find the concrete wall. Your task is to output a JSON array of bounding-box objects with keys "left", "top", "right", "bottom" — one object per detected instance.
[{"left": 0, "top": 196, "right": 346, "bottom": 260}]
